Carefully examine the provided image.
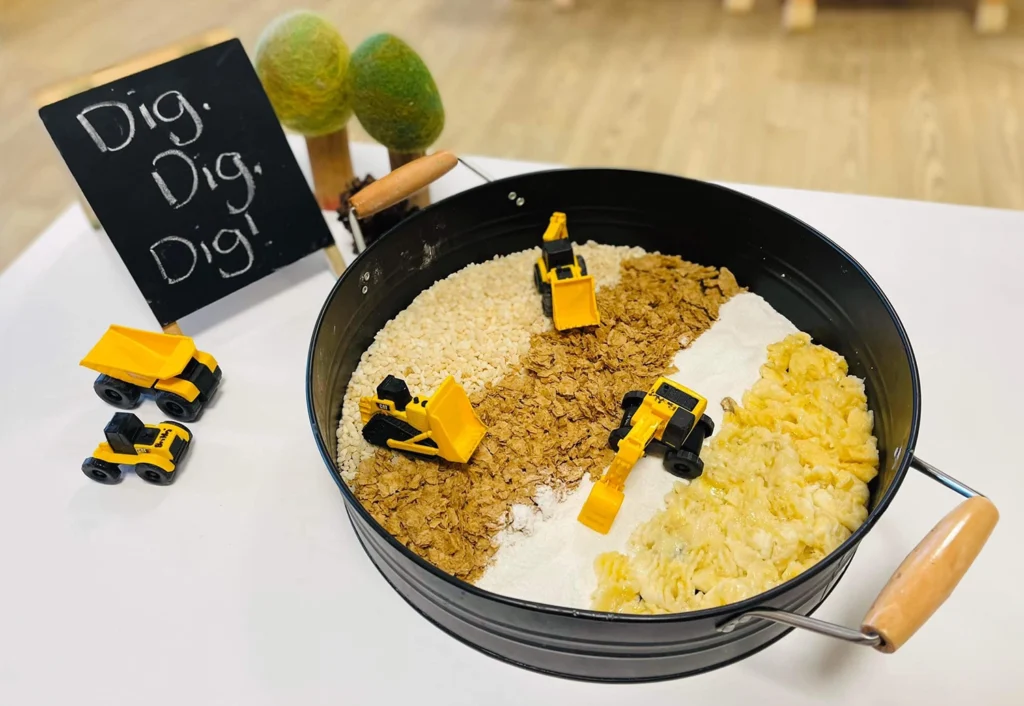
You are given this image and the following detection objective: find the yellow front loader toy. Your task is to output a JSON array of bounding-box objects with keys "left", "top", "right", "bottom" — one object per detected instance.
[
  {"left": 578, "top": 377, "right": 715, "bottom": 534},
  {"left": 360, "top": 375, "right": 487, "bottom": 463},
  {"left": 81, "top": 325, "right": 222, "bottom": 423},
  {"left": 533, "top": 212, "right": 600, "bottom": 331},
  {"left": 82, "top": 412, "right": 192, "bottom": 486}
]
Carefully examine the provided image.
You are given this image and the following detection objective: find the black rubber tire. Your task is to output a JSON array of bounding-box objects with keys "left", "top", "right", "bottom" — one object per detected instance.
[
  {"left": 541, "top": 291, "right": 553, "bottom": 318},
  {"left": 608, "top": 426, "right": 629, "bottom": 452},
  {"left": 620, "top": 390, "right": 646, "bottom": 410},
  {"left": 136, "top": 462, "right": 174, "bottom": 486},
  {"left": 93, "top": 374, "right": 142, "bottom": 410},
  {"left": 155, "top": 391, "right": 203, "bottom": 422},
  {"left": 697, "top": 414, "right": 715, "bottom": 437},
  {"left": 533, "top": 262, "right": 544, "bottom": 293},
  {"left": 82, "top": 457, "right": 123, "bottom": 485},
  {"left": 362, "top": 414, "right": 438, "bottom": 453},
  {"left": 664, "top": 448, "right": 704, "bottom": 480},
  {"left": 576, "top": 255, "right": 588, "bottom": 276}
]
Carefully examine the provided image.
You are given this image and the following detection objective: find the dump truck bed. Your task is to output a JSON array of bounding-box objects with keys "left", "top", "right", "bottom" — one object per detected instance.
[
  {"left": 427, "top": 376, "right": 487, "bottom": 463},
  {"left": 551, "top": 275, "right": 600, "bottom": 330},
  {"left": 81, "top": 325, "right": 196, "bottom": 380}
]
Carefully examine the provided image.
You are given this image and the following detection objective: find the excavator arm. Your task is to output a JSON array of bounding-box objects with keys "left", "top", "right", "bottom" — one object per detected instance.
[{"left": 577, "top": 416, "right": 661, "bottom": 534}]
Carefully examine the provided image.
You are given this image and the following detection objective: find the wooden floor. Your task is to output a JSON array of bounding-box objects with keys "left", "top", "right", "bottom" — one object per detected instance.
[{"left": 3, "top": 0, "right": 1024, "bottom": 270}]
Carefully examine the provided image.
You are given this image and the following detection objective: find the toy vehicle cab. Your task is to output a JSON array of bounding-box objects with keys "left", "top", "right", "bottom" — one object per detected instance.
[{"left": 81, "top": 412, "right": 192, "bottom": 485}]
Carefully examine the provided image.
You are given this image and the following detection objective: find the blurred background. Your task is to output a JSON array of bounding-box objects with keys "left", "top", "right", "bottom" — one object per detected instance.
[{"left": 3, "top": 0, "right": 1024, "bottom": 270}]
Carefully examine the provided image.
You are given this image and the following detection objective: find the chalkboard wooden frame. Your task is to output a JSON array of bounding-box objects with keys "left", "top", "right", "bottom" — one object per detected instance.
[{"left": 39, "top": 39, "right": 336, "bottom": 327}]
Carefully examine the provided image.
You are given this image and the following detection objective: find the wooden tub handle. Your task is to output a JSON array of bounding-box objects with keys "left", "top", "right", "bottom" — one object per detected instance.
[
  {"left": 862, "top": 495, "right": 999, "bottom": 653},
  {"left": 349, "top": 151, "right": 458, "bottom": 218}
]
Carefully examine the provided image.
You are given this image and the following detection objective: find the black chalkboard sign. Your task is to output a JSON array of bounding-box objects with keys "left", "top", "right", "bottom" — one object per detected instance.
[{"left": 39, "top": 39, "right": 334, "bottom": 326}]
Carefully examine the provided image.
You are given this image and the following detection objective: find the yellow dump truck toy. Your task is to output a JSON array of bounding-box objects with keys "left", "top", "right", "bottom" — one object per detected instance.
[
  {"left": 360, "top": 375, "right": 487, "bottom": 463},
  {"left": 533, "top": 212, "right": 600, "bottom": 330},
  {"left": 578, "top": 377, "right": 715, "bottom": 534},
  {"left": 81, "top": 325, "right": 222, "bottom": 423},
  {"left": 82, "top": 412, "right": 192, "bottom": 485}
]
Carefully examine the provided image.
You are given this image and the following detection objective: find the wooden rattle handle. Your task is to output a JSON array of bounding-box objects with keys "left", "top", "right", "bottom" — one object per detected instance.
[
  {"left": 862, "top": 495, "right": 998, "bottom": 653},
  {"left": 349, "top": 150, "right": 458, "bottom": 218}
]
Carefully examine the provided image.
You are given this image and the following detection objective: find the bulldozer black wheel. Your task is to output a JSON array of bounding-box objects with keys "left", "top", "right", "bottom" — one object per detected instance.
[
  {"left": 621, "top": 390, "right": 646, "bottom": 410},
  {"left": 82, "top": 457, "right": 123, "bottom": 485},
  {"left": 533, "top": 262, "right": 544, "bottom": 293},
  {"left": 608, "top": 426, "right": 629, "bottom": 451},
  {"left": 576, "top": 255, "right": 588, "bottom": 276},
  {"left": 93, "top": 374, "right": 142, "bottom": 410},
  {"left": 155, "top": 391, "right": 203, "bottom": 422},
  {"left": 362, "top": 414, "right": 437, "bottom": 453},
  {"left": 136, "top": 462, "right": 174, "bottom": 486},
  {"left": 541, "top": 291, "right": 553, "bottom": 317},
  {"left": 664, "top": 449, "right": 704, "bottom": 481}
]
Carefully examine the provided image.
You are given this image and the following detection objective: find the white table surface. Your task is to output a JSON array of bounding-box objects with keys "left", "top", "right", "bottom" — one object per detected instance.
[{"left": 1, "top": 140, "right": 1021, "bottom": 705}]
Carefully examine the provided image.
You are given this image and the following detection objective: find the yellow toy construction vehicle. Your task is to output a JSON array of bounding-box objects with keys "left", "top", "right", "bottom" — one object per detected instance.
[
  {"left": 360, "top": 375, "right": 487, "bottom": 463},
  {"left": 82, "top": 412, "right": 192, "bottom": 485},
  {"left": 81, "top": 325, "right": 222, "bottom": 423},
  {"left": 578, "top": 377, "right": 715, "bottom": 534},
  {"left": 533, "top": 212, "right": 600, "bottom": 331}
]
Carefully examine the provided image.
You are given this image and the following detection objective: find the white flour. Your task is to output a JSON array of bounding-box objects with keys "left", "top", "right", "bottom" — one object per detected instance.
[{"left": 474, "top": 292, "right": 799, "bottom": 608}]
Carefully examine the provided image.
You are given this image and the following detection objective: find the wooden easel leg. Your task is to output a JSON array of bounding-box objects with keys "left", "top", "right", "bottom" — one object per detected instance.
[
  {"left": 163, "top": 322, "right": 184, "bottom": 335},
  {"left": 782, "top": 0, "right": 816, "bottom": 31},
  {"left": 975, "top": 0, "right": 1009, "bottom": 33},
  {"left": 323, "top": 244, "right": 346, "bottom": 276},
  {"left": 306, "top": 128, "right": 355, "bottom": 212},
  {"left": 723, "top": 0, "right": 755, "bottom": 14},
  {"left": 387, "top": 150, "right": 431, "bottom": 210}
]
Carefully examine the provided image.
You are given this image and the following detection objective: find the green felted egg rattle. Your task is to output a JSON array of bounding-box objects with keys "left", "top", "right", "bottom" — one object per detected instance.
[
  {"left": 255, "top": 11, "right": 355, "bottom": 212},
  {"left": 350, "top": 33, "right": 444, "bottom": 156},
  {"left": 255, "top": 10, "right": 353, "bottom": 136}
]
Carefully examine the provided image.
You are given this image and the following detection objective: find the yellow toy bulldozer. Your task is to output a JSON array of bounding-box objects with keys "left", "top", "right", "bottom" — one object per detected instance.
[
  {"left": 578, "top": 377, "right": 715, "bottom": 534},
  {"left": 80, "top": 325, "right": 222, "bottom": 423},
  {"left": 359, "top": 375, "right": 487, "bottom": 463},
  {"left": 82, "top": 412, "right": 192, "bottom": 485},
  {"left": 533, "top": 212, "right": 600, "bottom": 331}
]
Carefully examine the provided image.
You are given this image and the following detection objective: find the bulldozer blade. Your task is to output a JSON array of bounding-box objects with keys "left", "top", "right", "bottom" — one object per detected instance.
[
  {"left": 426, "top": 376, "right": 487, "bottom": 463},
  {"left": 551, "top": 275, "right": 600, "bottom": 330},
  {"left": 577, "top": 480, "right": 625, "bottom": 534}
]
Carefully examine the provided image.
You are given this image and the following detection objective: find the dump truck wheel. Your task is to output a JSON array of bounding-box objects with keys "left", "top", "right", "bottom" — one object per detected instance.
[
  {"left": 664, "top": 449, "right": 703, "bottom": 480},
  {"left": 608, "top": 426, "right": 629, "bottom": 451},
  {"left": 93, "top": 374, "right": 142, "bottom": 409},
  {"left": 576, "top": 255, "right": 588, "bottom": 276},
  {"left": 82, "top": 457, "right": 123, "bottom": 485},
  {"left": 136, "top": 462, "right": 174, "bottom": 486},
  {"left": 155, "top": 391, "right": 202, "bottom": 422}
]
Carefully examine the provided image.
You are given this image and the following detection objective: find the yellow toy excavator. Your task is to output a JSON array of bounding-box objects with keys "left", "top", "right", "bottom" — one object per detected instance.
[
  {"left": 80, "top": 325, "right": 222, "bottom": 423},
  {"left": 359, "top": 375, "right": 487, "bottom": 463},
  {"left": 578, "top": 377, "right": 715, "bottom": 534},
  {"left": 533, "top": 212, "right": 600, "bottom": 330}
]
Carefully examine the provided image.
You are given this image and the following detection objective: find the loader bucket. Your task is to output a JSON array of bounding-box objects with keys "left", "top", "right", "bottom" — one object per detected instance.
[
  {"left": 550, "top": 275, "right": 600, "bottom": 331},
  {"left": 577, "top": 479, "right": 624, "bottom": 535},
  {"left": 426, "top": 376, "right": 487, "bottom": 463},
  {"left": 81, "top": 325, "right": 196, "bottom": 380}
]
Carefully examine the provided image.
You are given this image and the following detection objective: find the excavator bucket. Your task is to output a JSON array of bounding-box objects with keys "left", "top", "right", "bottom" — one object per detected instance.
[
  {"left": 577, "top": 480, "right": 624, "bottom": 535},
  {"left": 426, "top": 376, "right": 487, "bottom": 463},
  {"left": 81, "top": 325, "right": 196, "bottom": 380},
  {"left": 550, "top": 275, "right": 600, "bottom": 331}
]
